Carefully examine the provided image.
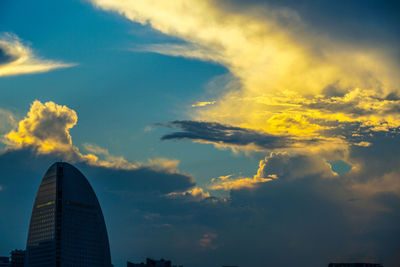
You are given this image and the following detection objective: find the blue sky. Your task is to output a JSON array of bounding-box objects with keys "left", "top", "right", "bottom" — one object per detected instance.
[
  {"left": 0, "top": 0, "right": 259, "bottom": 184},
  {"left": 0, "top": 1, "right": 399, "bottom": 266}
]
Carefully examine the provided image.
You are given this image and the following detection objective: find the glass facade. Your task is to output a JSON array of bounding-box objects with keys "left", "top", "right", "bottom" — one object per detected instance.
[{"left": 25, "top": 163, "right": 112, "bottom": 267}]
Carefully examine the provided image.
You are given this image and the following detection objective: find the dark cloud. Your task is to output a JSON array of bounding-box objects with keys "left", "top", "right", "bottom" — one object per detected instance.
[
  {"left": 218, "top": 0, "right": 400, "bottom": 49},
  {"left": 1, "top": 145, "right": 400, "bottom": 266},
  {"left": 345, "top": 132, "right": 400, "bottom": 182},
  {"left": 255, "top": 152, "right": 335, "bottom": 180},
  {"left": 0, "top": 46, "right": 17, "bottom": 65},
  {"left": 306, "top": 96, "right": 400, "bottom": 117},
  {"left": 160, "top": 120, "right": 317, "bottom": 150},
  {"left": 0, "top": 148, "right": 194, "bottom": 196},
  {"left": 227, "top": 178, "right": 400, "bottom": 267},
  {"left": 75, "top": 163, "right": 195, "bottom": 194}
]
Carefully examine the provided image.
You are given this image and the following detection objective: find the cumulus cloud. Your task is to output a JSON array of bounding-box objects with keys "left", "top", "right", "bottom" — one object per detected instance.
[
  {"left": 5, "top": 100, "right": 78, "bottom": 154},
  {"left": 254, "top": 152, "right": 336, "bottom": 180},
  {"left": 0, "top": 33, "right": 74, "bottom": 77},
  {"left": 1, "top": 133, "right": 400, "bottom": 266},
  {"left": 70, "top": 2, "right": 400, "bottom": 265},
  {"left": 88, "top": 0, "right": 400, "bottom": 153},
  {"left": 210, "top": 152, "right": 336, "bottom": 191},
  {"left": 3, "top": 101, "right": 189, "bottom": 177}
]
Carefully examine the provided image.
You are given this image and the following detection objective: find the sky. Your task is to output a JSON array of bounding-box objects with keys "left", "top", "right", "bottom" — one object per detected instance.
[{"left": 0, "top": 0, "right": 399, "bottom": 266}]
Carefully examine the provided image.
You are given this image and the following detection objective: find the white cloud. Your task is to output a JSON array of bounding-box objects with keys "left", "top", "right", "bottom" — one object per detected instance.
[{"left": 0, "top": 33, "right": 75, "bottom": 77}]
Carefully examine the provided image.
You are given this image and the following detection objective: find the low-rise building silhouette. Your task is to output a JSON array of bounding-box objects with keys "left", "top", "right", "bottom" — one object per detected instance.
[
  {"left": 328, "top": 263, "right": 383, "bottom": 267},
  {"left": 0, "top": 257, "right": 10, "bottom": 267},
  {"left": 127, "top": 258, "right": 182, "bottom": 267},
  {"left": 10, "top": 250, "right": 25, "bottom": 267}
]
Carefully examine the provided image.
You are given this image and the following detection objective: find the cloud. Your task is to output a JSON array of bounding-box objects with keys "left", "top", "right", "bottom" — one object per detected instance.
[
  {"left": 191, "top": 101, "right": 216, "bottom": 108},
  {"left": 88, "top": 0, "right": 400, "bottom": 154},
  {"left": 254, "top": 152, "right": 336, "bottom": 181},
  {"left": 161, "top": 120, "right": 320, "bottom": 151},
  {"left": 209, "top": 175, "right": 274, "bottom": 191},
  {"left": 167, "top": 186, "right": 211, "bottom": 201},
  {"left": 351, "top": 172, "right": 400, "bottom": 197},
  {"left": 0, "top": 33, "right": 74, "bottom": 77},
  {"left": 0, "top": 108, "right": 16, "bottom": 135},
  {"left": 61, "top": 2, "right": 400, "bottom": 265},
  {"left": 5, "top": 100, "right": 78, "bottom": 154},
  {"left": 3, "top": 101, "right": 189, "bottom": 177},
  {"left": 83, "top": 143, "right": 138, "bottom": 169},
  {"left": 1, "top": 138, "right": 400, "bottom": 266},
  {"left": 209, "top": 152, "right": 336, "bottom": 191},
  {"left": 211, "top": 174, "right": 232, "bottom": 182}
]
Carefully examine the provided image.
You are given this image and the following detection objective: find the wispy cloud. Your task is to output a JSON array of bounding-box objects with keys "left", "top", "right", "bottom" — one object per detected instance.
[
  {"left": 0, "top": 108, "right": 17, "bottom": 134},
  {"left": 0, "top": 33, "right": 75, "bottom": 77}
]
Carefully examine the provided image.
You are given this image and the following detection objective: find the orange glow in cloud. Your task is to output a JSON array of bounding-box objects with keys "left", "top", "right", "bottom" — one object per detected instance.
[{"left": 88, "top": 0, "right": 400, "bottom": 153}]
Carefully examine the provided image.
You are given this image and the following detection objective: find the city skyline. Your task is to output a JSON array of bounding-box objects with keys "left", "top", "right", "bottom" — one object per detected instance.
[{"left": 0, "top": 0, "right": 399, "bottom": 266}]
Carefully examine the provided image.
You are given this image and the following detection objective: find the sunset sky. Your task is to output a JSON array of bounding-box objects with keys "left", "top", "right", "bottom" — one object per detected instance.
[{"left": 0, "top": 0, "right": 399, "bottom": 266}]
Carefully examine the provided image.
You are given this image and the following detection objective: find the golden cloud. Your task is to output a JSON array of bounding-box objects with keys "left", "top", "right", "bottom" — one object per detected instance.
[
  {"left": 89, "top": 0, "right": 400, "bottom": 153},
  {"left": 0, "top": 33, "right": 74, "bottom": 77},
  {"left": 191, "top": 101, "right": 216, "bottom": 108},
  {"left": 210, "top": 152, "right": 336, "bottom": 191},
  {"left": 4, "top": 100, "right": 182, "bottom": 173},
  {"left": 6, "top": 100, "right": 78, "bottom": 153},
  {"left": 167, "top": 186, "right": 211, "bottom": 201}
]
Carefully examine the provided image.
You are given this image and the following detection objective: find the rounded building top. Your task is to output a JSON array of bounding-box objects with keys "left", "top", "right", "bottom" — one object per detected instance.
[{"left": 25, "top": 162, "right": 112, "bottom": 267}]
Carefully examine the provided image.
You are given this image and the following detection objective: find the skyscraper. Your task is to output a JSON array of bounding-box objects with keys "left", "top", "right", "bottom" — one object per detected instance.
[{"left": 25, "top": 162, "right": 112, "bottom": 267}]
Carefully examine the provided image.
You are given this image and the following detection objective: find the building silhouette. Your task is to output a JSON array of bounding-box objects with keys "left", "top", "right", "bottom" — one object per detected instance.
[
  {"left": 328, "top": 264, "right": 383, "bottom": 267},
  {"left": 24, "top": 162, "right": 112, "bottom": 267},
  {"left": 0, "top": 257, "right": 10, "bottom": 267},
  {"left": 10, "top": 250, "right": 25, "bottom": 267},
  {"left": 127, "top": 258, "right": 183, "bottom": 267}
]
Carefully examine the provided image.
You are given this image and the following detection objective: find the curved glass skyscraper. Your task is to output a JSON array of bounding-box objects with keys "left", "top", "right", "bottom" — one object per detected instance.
[{"left": 25, "top": 162, "right": 112, "bottom": 267}]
